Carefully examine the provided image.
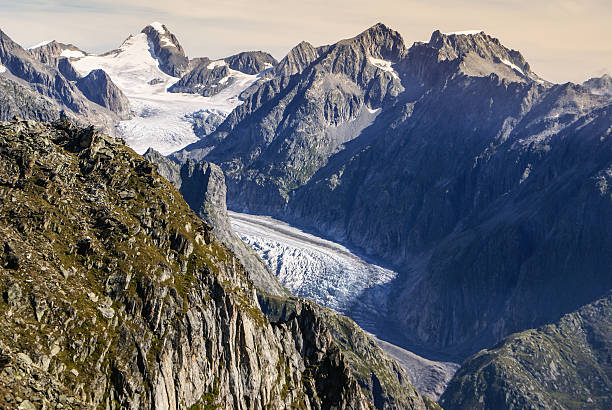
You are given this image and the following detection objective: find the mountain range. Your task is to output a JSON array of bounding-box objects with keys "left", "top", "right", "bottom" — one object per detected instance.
[{"left": 0, "top": 20, "right": 610, "bottom": 409}]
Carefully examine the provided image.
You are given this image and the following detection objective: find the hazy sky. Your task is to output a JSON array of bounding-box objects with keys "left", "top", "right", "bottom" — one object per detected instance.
[{"left": 1, "top": 0, "right": 610, "bottom": 83}]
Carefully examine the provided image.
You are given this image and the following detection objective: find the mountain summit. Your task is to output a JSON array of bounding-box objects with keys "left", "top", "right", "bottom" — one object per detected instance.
[{"left": 141, "top": 22, "right": 189, "bottom": 77}]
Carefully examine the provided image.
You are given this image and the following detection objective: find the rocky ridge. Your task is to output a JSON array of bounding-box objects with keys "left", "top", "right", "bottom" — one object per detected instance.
[
  {"left": 440, "top": 293, "right": 612, "bottom": 409},
  {"left": 0, "top": 118, "right": 434, "bottom": 409}
]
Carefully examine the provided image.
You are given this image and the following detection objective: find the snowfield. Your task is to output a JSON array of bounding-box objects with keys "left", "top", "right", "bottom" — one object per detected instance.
[
  {"left": 229, "top": 211, "right": 397, "bottom": 313},
  {"left": 71, "top": 31, "right": 259, "bottom": 155}
]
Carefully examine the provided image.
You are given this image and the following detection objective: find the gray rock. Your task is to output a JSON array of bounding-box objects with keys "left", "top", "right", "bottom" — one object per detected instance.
[
  {"left": 141, "top": 23, "right": 189, "bottom": 77},
  {"left": 75, "top": 69, "right": 131, "bottom": 119},
  {"left": 224, "top": 51, "right": 277, "bottom": 75}
]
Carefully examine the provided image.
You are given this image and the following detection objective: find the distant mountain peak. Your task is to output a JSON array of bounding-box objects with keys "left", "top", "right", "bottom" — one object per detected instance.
[
  {"left": 341, "top": 22, "right": 407, "bottom": 61},
  {"left": 425, "top": 29, "right": 542, "bottom": 83},
  {"left": 141, "top": 22, "right": 188, "bottom": 77}
]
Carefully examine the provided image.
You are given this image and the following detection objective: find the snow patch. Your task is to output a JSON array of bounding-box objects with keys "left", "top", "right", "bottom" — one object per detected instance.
[
  {"left": 368, "top": 56, "right": 399, "bottom": 80},
  {"left": 366, "top": 107, "right": 381, "bottom": 115},
  {"left": 60, "top": 49, "right": 85, "bottom": 59},
  {"left": 207, "top": 60, "right": 227, "bottom": 70},
  {"left": 0, "top": 64, "right": 6, "bottom": 74},
  {"left": 27, "top": 40, "right": 53, "bottom": 49},
  {"left": 501, "top": 58, "right": 524, "bottom": 75},
  {"left": 443, "top": 30, "right": 483, "bottom": 36},
  {"left": 71, "top": 32, "right": 258, "bottom": 155}
]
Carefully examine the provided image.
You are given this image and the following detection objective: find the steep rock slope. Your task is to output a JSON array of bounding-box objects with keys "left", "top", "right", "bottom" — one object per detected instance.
[
  {"left": 170, "top": 26, "right": 612, "bottom": 358},
  {"left": 440, "top": 293, "right": 612, "bottom": 409},
  {"left": 144, "top": 148, "right": 287, "bottom": 297},
  {"left": 172, "top": 23, "right": 407, "bottom": 208},
  {"left": 0, "top": 76, "right": 62, "bottom": 121},
  {"left": 288, "top": 64, "right": 612, "bottom": 356},
  {"left": 141, "top": 22, "right": 189, "bottom": 77},
  {"left": 75, "top": 69, "right": 131, "bottom": 119},
  {"left": 260, "top": 295, "right": 440, "bottom": 409},
  {"left": 27, "top": 40, "right": 84, "bottom": 81},
  {"left": 0, "top": 118, "right": 433, "bottom": 409}
]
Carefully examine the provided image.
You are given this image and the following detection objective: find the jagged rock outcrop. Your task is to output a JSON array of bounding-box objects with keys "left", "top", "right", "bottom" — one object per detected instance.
[
  {"left": 224, "top": 51, "right": 277, "bottom": 75},
  {"left": 144, "top": 149, "right": 287, "bottom": 297},
  {"left": 275, "top": 41, "right": 323, "bottom": 78},
  {"left": 141, "top": 22, "right": 189, "bottom": 77},
  {"left": 424, "top": 30, "right": 542, "bottom": 83},
  {"left": 0, "top": 119, "right": 433, "bottom": 409},
  {"left": 440, "top": 293, "right": 612, "bottom": 409},
  {"left": 583, "top": 73, "right": 612, "bottom": 98},
  {"left": 75, "top": 69, "right": 131, "bottom": 119}
]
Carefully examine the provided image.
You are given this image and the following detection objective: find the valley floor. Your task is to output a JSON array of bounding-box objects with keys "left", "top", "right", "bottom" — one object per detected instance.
[{"left": 229, "top": 211, "right": 459, "bottom": 400}]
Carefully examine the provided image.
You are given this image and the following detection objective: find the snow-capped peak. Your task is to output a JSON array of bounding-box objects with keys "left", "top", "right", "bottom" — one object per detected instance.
[{"left": 27, "top": 39, "right": 53, "bottom": 50}]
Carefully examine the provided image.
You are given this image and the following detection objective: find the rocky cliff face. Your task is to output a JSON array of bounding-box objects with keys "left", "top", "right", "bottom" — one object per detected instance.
[
  {"left": 141, "top": 23, "right": 189, "bottom": 77},
  {"left": 259, "top": 295, "right": 440, "bottom": 410},
  {"left": 440, "top": 293, "right": 612, "bottom": 409},
  {"left": 0, "top": 118, "right": 434, "bottom": 409},
  {"left": 172, "top": 23, "right": 407, "bottom": 210},
  {"left": 144, "top": 149, "right": 288, "bottom": 297},
  {"left": 169, "top": 25, "right": 612, "bottom": 360},
  {"left": 75, "top": 69, "right": 131, "bottom": 119},
  {"left": 168, "top": 60, "right": 236, "bottom": 97},
  {"left": 27, "top": 40, "right": 84, "bottom": 81}
]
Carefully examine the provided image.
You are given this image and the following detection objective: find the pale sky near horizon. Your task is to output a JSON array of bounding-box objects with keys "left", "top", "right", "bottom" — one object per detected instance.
[{"left": 1, "top": 0, "right": 610, "bottom": 83}]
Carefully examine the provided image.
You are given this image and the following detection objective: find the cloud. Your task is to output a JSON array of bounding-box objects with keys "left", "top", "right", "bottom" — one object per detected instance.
[{"left": 0, "top": 0, "right": 610, "bottom": 83}]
